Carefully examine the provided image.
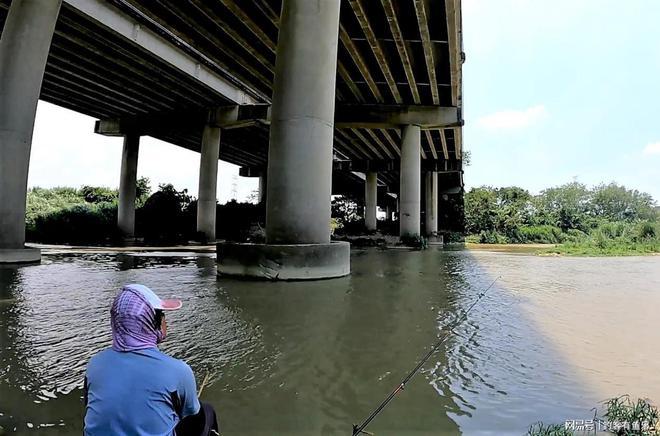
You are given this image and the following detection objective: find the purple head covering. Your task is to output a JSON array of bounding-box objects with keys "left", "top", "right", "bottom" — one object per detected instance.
[{"left": 110, "top": 285, "right": 164, "bottom": 352}]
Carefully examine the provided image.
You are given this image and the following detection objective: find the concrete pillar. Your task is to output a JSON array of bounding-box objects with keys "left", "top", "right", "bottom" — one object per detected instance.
[
  {"left": 265, "top": 0, "right": 340, "bottom": 244},
  {"left": 386, "top": 204, "right": 393, "bottom": 222},
  {"left": 399, "top": 125, "right": 421, "bottom": 237},
  {"left": 258, "top": 174, "right": 267, "bottom": 204},
  {"left": 425, "top": 171, "right": 438, "bottom": 236},
  {"left": 197, "top": 124, "right": 221, "bottom": 241},
  {"left": 364, "top": 171, "right": 377, "bottom": 231},
  {"left": 0, "top": 0, "right": 61, "bottom": 262},
  {"left": 117, "top": 134, "right": 140, "bottom": 238}
]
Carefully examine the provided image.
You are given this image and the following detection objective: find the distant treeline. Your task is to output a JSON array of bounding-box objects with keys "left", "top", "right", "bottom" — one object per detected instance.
[
  {"left": 465, "top": 182, "right": 660, "bottom": 254},
  {"left": 26, "top": 178, "right": 264, "bottom": 245}
]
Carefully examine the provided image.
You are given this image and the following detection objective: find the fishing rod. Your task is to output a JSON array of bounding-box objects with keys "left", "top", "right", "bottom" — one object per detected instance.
[{"left": 351, "top": 276, "right": 501, "bottom": 436}]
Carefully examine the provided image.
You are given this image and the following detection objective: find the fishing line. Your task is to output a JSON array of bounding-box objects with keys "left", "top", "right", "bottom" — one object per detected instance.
[{"left": 351, "top": 276, "right": 501, "bottom": 436}]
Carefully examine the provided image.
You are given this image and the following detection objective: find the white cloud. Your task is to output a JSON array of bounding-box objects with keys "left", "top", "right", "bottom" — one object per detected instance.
[
  {"left": 477, "top": 105, "right": 547, "bottom": 131},
  {"left": 643, "top": 142, "right": 660, "bottom": 156}
]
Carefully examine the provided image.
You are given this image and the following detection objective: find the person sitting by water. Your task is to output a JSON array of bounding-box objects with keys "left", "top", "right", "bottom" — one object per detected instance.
[{"left": 83, "top": 284, "right": 219, "bottom": 435}]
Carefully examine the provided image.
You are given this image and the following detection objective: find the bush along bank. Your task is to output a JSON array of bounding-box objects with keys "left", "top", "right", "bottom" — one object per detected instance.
[
  {"left": 25, "top": 180, "right": 265, "bottom": 246},
  {"left": 464, "top": 182, "right": 659, "bottom": 255}
]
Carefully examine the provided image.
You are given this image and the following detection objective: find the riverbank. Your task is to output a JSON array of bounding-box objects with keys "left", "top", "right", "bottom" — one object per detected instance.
[
  {"left": 467, "top": 242, "right": 660, "bottom": 256},
  {"left": 28, "top": 242, "right": 215, "bottom": 255}
]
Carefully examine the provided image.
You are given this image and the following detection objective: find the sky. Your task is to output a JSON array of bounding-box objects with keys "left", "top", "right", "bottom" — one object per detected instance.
[
  {"left": 462, "top": 0, "right": 660, "bottom": 200},
  {"left": 27, "top": 0, "right": 660, "bottom": 202}
]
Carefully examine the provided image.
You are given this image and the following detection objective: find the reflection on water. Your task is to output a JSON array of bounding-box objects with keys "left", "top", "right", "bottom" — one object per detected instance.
[{"left": 0, "top": 249, "right": 659, "bottom": 434}]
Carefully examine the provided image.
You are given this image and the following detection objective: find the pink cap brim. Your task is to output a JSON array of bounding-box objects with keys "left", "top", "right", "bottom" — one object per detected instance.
[{"left": 159, "top": 299, "right": 183, "bottom": 310}]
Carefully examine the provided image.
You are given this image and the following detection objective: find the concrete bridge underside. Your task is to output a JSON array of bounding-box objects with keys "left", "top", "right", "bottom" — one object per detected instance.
[{"left": 0, "top": 0, "right": 464, "bottom": 279}]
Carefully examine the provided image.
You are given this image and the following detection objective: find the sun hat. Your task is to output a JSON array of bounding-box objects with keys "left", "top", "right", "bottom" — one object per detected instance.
[{"left": 122, "top": 283, "right": 182, "bottom": 311}]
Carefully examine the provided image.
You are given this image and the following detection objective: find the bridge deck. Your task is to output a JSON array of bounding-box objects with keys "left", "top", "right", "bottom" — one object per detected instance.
[{"left": 0, "top": 0, "right": 463, "bottom": 194}]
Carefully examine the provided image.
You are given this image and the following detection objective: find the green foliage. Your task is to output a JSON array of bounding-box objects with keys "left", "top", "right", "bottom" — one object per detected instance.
[
  {"left": 477, "top": 230, "right": 508, "bottom": 244},
  {"left": 464, "top": 186, "right": 498, "bottom": 234},
  {"left": 215, "top": 200, "right": 265, "bottom": 242},
  {"left": 592, "top": 183, "right": 657, "bottom": 222},
  {"left": 28, "top": 202, "right": 119, "bottom": 244},
  {"left": 526, "top": 422, "right": 573, "bottom": 436},
  {"left": 518, "top": 225, "right": 563, "bottom": 244},
  {"left": 137, "top": 184, "right": 193, "bottom": 244},
  {"left": 638, "top": 221, "right": 657, "bottom": 240},
  {"left": 603, "top": 395, "right": 659, "bottom": 435},
  {"left": 537, "top": 182, "right": 593, "bottom": 231},
  {"left": 135, "top": 177, "right": 152, "bottom": 207},
  {"left": 331, "top": 195, "right": 366, "bottom": 235},
  {"left": 26, "top": 187, "right": 86, "bottom": 231},
  {"left": 465, "top": 182, "right": 659, "bottom": 255},
  {"left": 80, "top": 185, "right": 117, "bottom": 204}
]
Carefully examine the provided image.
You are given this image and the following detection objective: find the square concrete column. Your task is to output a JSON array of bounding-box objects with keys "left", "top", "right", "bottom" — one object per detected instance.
[
  {"left": 364, "top": 171, "right": 378, "bottom": 231},
  {"left": 399, "top": 125, "right": 421, "bottom": 237},
  {"left": 265, "top": 0, "right": 341, "bottom": 244},
  {"left": 197, "top": 124, "right": 221, "bottom": 242},
  {"left": 117, "top": 134, "right": 140, "bottom": 239},
  {"left": 0, "top": 0, "right": 61, "bottom": 263},
  {"left": 425, "top": 171, "right": 438, "bottom": 237}
]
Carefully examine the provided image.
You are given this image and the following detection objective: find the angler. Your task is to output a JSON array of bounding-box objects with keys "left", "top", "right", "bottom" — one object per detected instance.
[{"left": 83, "top": 284, "right": 219, "bottom": 436}]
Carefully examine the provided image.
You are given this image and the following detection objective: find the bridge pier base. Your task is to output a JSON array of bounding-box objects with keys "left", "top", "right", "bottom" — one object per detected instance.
[
  {"left": 365, "top": 172, "right": 378, "bottom": 231},
  {"left": 196, "top": 123, "right": 221, "bottom": 242},
  {"left": 118, "top": 134, "right": 140, "bottom": 239},
  {"left": 217, "top": 0, "right": 349, "bottom": 280},
  {"left": 0, "top": 0, "right": 62, "bottom": 263},
  {"left": 399, "top": 125, "right": 421, "bottom": 238}
]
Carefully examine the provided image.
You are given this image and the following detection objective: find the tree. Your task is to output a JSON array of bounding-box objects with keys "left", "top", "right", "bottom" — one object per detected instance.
[
  {"left": 136, "top": 177, "right": 152, "bottom": 207},
  {"left": 536, "top": 182, "right": 592, "bottom": 231},
  {"left": 80, "top": 185, "right": 117, "bottom": 203},
  {"left": 464, "top": 187, "right": 498, "bottom": 234},
  {"left": 591, "top": 182, "right": 656, "bottom": 222}
]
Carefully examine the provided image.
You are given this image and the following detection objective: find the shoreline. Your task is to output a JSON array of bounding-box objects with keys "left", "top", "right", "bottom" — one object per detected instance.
[{"left": 466, "top": 242, "right": 660, "bottom": 257}]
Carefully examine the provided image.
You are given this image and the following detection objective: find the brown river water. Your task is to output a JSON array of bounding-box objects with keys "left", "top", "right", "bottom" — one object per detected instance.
[{"left": 1, "top": 247, "right": 659, "bottom": 435}]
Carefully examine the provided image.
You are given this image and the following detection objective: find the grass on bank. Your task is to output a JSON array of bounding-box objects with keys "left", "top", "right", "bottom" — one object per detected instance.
[
  {"left": 468, "top": 220, "right": 660, "bottom": 256},
  {"left": 528, "top": 396, "right": 659, "bottom": 435}
]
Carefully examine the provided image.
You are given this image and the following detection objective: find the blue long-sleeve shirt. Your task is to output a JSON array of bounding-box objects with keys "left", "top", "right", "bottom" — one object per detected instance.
[{"left": 84, "top": 347, "right": 200, "bottom": 436}]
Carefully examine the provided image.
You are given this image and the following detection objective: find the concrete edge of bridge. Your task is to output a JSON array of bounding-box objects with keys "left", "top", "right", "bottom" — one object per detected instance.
[
  {"left": 0, "top": 248, "right": 41, "bottom": 264},
  {"left": 216, "top": 241, "right": 350, "bottom": 281}
]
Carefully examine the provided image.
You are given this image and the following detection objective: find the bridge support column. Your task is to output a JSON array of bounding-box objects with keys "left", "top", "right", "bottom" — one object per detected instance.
[
  {"left": 386, "top": 204, "right": 393, "bottom": 222},
  {"left": 258, "top": 173, "right": 267, "bottom": 204},
  {"left": 399, "top": 125, "right": 421, "bottom": 238},
  {"left": 425, "top": 171, "right": 438, "bottom": 238},
  {"left": 197, "top": 124, "right": 221, "bottom": 242},
  {"left": 365, "top": 172, "right": 378, "bottom": 231},
  {"left": 118, "top": 134, "right": 140, "bottom": 239},
  {"left": 217, "top": 0, "right": 349, "bottom": 280},
  {"left": 0, "top": 0, "right": 61, "bottom": 263}
]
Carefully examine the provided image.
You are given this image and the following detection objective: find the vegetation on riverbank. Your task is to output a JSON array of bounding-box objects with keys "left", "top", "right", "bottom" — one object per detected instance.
[
  {"left": 26, "top": 180, "right": 264, "bottom": 245},
  {"left": 465, "top": 182, "right": 660, "bottom": 255},
  {"left": 528, "top": 395, "right": 659, "bottom": 435}
]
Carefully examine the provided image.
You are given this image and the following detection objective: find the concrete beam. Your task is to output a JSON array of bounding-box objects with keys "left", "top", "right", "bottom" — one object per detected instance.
[
  {"left": 241, "top": 159, "right": 462, "bottom": 175},
  {"left": 333, "top": 159, "right": 463, "bottom": 173},
  {"left": 334, "top": 104, "right": 461, "bottom": 129},
  {"left": 95, "top": 104, "right": 461, "bottom": 136},
  {"left": 62, "top": 0, "right": 259, "bottom": 104}
]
